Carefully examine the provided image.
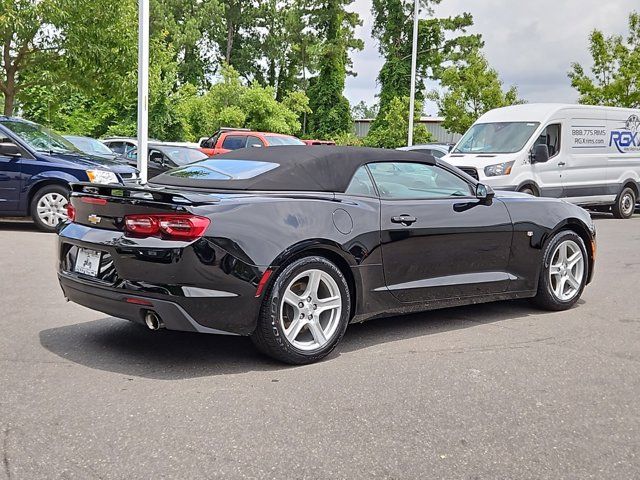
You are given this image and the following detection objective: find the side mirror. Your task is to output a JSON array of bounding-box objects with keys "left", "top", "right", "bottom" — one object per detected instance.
[
  {"left": 532, "top": 144, "right": 550, "bottom": 163},
  {"left": 476, "top": 183, "right": 495, "bottom": 201},
  {"left": 0, "top": 143, "right": 22, "bottom": 157},
  {"left": 200, "top": 138, "right": 213, "bottom": 149}
]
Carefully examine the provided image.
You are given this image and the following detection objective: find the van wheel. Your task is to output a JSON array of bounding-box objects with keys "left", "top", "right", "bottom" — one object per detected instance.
[
  {"left": 612, "top": 187, "right": 636, "bottom": 219},
  {"left": 518, "top": 185, "right": 537, "bottom": 196},
  {"left": 30, "top": 185, "right": 69, "bottom": 232}
]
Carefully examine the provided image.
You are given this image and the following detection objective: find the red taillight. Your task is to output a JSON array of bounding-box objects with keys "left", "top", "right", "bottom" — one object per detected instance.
[
  {"left": 123, "top": 214, "right": 210, "bottom": 241},
  {"left": 66, "top": 203, "right": 76, "bottom": 222}
]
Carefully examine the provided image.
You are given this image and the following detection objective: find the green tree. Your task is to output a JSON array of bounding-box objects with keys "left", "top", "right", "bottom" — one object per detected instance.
[
  {"left": 369, "top": 0, "right": 481, "bottom": 136},
  {"left": 364, "top": 96, "right": 431, "bottom": 148},
  {"left": 429, "top": 49, "right": 521, "bottom": 134},
  {"left": 351, "top": 100, "right": 379, "bottom": 119},
  {"left": 569, "top": 11, "right": 640, "bottom": 108},
  {"left": 150, "top": 0, "right": 223, "bottom": 88},
  {"left": 0, "top": 0, "right": 65, "bottom": 115},
  {"left": 306, "top": 0, "right": 363, "bottom": 138}
]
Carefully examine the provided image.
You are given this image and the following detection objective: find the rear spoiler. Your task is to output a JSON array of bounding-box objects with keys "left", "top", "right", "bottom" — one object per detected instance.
[{"left": 70, "top": 182, "right": 219, "bottom": 206}]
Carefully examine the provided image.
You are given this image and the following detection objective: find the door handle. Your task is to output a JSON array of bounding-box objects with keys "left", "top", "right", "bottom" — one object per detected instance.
[
  {"left": 557, "top": 161, "right": 566, "bottom": 167},
  {"left": 391, "top": 215, "right": 417, "bottom": 226}
]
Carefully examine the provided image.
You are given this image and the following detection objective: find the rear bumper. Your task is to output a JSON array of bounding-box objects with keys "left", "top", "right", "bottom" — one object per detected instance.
[
  {"left": 59, "top": 273, "right": 247, "bottom": 335},
  {"left": 57, "top": 223, "right": 265, "bottom": 335}
]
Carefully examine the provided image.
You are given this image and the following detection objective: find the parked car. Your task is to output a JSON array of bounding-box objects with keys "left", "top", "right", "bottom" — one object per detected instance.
[
  {"left": 302, "top": 140, "right": 337, "bottom": 146},
  {"left": 64, "top": 135, "right": 119, "bottom": 161},
  {"left": 446, "top": 103, "right": 640, "bottom": 218},
  {"left": 58, "top": 146, "right": 595, "bottom": 364},
  {"left": 398, "top": 143, "right": 452, "bottom": 159},
  {"left": 121, "top": 143, "right": 209, "bottom": 179},
  {"left": 0, "top": 117, "right": 137, "bottom": 231},
  {"left": 199, "top": 129, "right": 305, "bottom": 156}
]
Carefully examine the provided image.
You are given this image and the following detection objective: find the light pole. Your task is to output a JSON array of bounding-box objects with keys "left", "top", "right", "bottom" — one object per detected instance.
[
  {"left": 407, "top": 0, "right": 419, "bottom": 146},
  {"left": 137, "top": 0, "right": 149, "bottom": 184}
]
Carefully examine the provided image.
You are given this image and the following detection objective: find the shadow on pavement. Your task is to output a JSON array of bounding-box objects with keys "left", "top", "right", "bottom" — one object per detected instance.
[
  {"left": 39, "top": 299, "right": 549, "bottom": 380},
  {"left": 0, "top": 219, "right": 42, "bottom": 232}
]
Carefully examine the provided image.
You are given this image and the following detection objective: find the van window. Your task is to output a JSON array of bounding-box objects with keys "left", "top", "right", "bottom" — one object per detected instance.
[{"left": 534, "top": 124, "right": 561, "bottom": 157}]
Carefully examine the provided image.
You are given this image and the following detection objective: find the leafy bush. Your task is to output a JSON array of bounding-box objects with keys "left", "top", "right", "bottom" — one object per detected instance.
[{"left": 364, "top": 96, "right": 431, "bottom": 148}]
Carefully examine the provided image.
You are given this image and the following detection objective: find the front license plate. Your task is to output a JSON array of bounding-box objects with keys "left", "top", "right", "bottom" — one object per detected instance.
[{"left": 74, "top": 248, "right": 101, "bottom": 277}]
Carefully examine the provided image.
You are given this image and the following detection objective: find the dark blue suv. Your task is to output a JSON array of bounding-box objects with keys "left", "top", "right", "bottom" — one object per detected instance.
[{"left": 0, "top": 117, "right": 138, "bottom": 232}]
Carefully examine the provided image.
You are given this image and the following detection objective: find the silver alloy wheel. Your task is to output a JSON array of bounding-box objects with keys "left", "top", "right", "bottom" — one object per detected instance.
[
  {"left": 36, "top": 192, "right": 68, "bottom": 227},
  {"left": 280, "top": 269, "right": 342, "bottom": 351},
  {"left": 620, "top": 191, "right": 634, "bottom": 217},
  {"left": 548, "top": 239, "right": 585, "bottom": 302}
]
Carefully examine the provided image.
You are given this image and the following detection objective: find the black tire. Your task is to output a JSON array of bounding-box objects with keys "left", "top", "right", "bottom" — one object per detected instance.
[
  {"left": 30, "top": 184, "right": 69, "bottom": 232},
  {"left": 250, "top": 256, "right": 351, "bottom": 365},
  {"left": 531, "top": 230, "right": 588, "bottom": 311},
  {"left": 518, "top": 185, "right": 537, "bottom": 196},
  {"left": 611, "top": 186, "right": 636, "bottom": 219}
]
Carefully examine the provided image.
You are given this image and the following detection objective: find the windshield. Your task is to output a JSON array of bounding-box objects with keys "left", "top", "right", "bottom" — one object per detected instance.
[
  {"left": 161, "top": 146, "right": 209, "bottom": 165},
  {"left": 264, "top": 135, "right": 305, "bottom": 146},
  {"left": 66, "top": 136, "right": 113, "bottom": 155},
  {"left": 454, "top": 122, "right": 540, "bottom": 154},
  {"left": 0, "top": 120, "right": 79, "bottom": 154}
]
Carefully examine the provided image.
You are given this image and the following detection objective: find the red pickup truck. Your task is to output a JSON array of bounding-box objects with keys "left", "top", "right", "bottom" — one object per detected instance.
[{"left": 199, "top": 130, "right": 306, "bottom": 156}]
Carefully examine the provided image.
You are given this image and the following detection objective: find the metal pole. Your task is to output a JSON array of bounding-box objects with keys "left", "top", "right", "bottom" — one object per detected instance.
[
  {"left": 137, "top": 0, "right": 149, "bottom": 184},
  {"left": 407, "top": 0, "right": 419, "bottom": 146}
]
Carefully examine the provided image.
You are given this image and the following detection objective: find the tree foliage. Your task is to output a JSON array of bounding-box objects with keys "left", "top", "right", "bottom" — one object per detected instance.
[
  {"left": 370, "top": 0, "right": 482, "bottom": 130},
  {"left": 569, "top": 11, "right": 640, "bottom": 108},
  {"left": 364, "top": 96, "right": 431, "bottom": 148},
  {"left": 306, "top": 0, "right": 363, "bottom": 138},
  {"left": 429, "top": 49, "right": 521, "bottom": 134}
]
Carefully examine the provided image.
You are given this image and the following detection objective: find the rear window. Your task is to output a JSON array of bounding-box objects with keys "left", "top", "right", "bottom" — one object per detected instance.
[{"left": 164, "top": 159, "right": 279, "bottom": 180}]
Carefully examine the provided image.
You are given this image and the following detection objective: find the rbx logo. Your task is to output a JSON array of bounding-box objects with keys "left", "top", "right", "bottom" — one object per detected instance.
[{"left": 610, "top": 115, "right": 640, "bottom": 153}]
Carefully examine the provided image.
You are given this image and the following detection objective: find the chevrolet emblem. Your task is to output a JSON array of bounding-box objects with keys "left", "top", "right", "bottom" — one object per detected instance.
[{"left": 88, "top": 214, "right": 102, "bottom": 225}]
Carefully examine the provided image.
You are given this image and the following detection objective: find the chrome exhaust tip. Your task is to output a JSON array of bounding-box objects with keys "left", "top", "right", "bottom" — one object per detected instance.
[{"left": 144, "top": 311, "right": 164, "bottom": 331}]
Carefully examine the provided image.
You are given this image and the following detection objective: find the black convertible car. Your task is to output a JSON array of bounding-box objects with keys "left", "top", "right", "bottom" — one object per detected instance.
[{"left": 57, "top": 147, "right": 596, "bottom": 364}]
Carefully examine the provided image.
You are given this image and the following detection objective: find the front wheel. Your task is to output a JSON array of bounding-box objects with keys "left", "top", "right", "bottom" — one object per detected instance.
[
  {"left": 250, "top": 256, "right": 351, "bottom": 364},
  {"left": 531, "top": 230, "right": 588, "bottom": 311},
  {"left": 611, "top": 187, "right": 636, "bottom": 219},
  {"left": 30, "top": 184, "right": 69, "bottom": 232}
]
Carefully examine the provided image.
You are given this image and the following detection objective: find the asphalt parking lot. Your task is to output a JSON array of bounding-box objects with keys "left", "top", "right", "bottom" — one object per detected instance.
[{"left": 1, "top": 215, "right": 639, "bottom": 480}]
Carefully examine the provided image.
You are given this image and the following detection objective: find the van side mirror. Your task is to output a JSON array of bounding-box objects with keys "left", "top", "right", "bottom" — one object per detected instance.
[
  {"left": 476, "top": 183, "right": 495, "bottom": 201},
  {"left": 532, "top": 144, "right": 550, "bottom": 163},
  {"left": 0, "top": 142, "right": 22, "bottom": 157}
]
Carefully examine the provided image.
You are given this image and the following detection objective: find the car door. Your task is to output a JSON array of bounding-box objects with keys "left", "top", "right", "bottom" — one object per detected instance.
[
  {"left": 368, "top": 161, "right": 513, "bottom": 304},
  {"left": 531, "top": 122, "right": 564, "bottom": 197},
  {"left": 0, "top": 133, "right": 24, "bottom": 212}
]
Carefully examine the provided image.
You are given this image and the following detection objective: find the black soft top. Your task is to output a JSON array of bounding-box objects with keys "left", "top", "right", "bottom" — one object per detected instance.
[{"left": 151, "top": 146, "right": 436, "bottom": 192}]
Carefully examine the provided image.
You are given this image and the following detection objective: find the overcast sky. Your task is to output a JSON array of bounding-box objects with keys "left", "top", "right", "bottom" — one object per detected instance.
[{"left": 344, "top": 0, "right": 632, "bottom": 115}]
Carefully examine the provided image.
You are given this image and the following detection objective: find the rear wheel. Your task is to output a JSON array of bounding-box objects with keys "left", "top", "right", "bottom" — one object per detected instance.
[
  {"left": 532, "top": 230, "right": 587, "bottom": 311},
  {"left": 30, "top": 185, "right": 69, "bottom": 232},
  {"left": 611, "top": 187, "right": 636, "bottom": 219},
  {"left": 251, "top": 256, "right": 351, "bottom": 364}
]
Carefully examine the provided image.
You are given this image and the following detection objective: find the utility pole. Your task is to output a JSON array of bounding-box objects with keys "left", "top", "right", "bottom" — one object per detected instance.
[
  {"left": 407, "top": 0, "right": 419, "bottom": 146},
  {"left": 137, "top": 0, "right": 149, "bottom": 184}
]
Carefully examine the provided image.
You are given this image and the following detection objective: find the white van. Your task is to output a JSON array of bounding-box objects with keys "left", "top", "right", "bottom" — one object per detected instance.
[{"left": 446, "top": 103, "right": 640, "bottom": 218}]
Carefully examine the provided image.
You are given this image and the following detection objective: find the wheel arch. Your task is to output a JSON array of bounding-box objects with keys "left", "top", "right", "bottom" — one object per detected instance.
[
  {"left": 620, "top": 179, "right": 639, "bottom": 198},
  {"left": 548, "top": 218, "right": 596, "bottom": 285},
  {"left": 268, "top": 240, "right": 359, "bottom": 320},
  {"left": 26, "top": 177, "right": 72, "bottom": 213}
]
